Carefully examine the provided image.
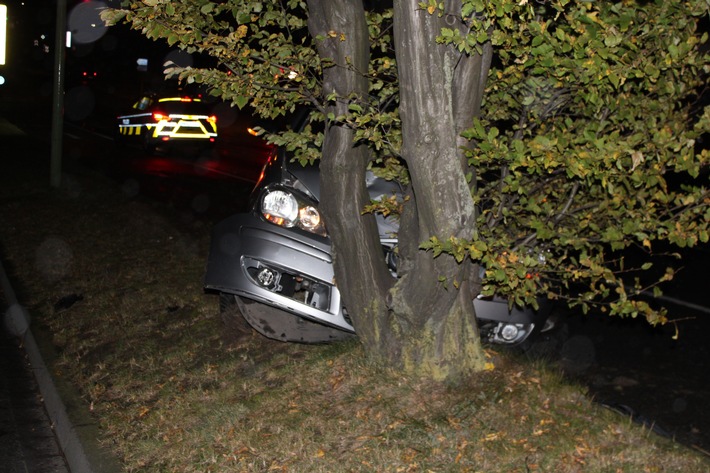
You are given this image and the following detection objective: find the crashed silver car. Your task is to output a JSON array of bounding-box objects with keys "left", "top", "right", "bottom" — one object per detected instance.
[{"left": 204, "top": 144, "right": 551, "bottom": 345}]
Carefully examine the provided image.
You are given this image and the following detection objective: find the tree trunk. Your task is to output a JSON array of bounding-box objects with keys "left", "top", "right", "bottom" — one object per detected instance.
[
  {"left": 308, "top": 0, "right": 492, "bottom": 381},
  {"left": 384, "top": 0, "right": 492, "bottom": 379},
  {"left": 307, "top": 0, "right": 395, "bottom": 348}
]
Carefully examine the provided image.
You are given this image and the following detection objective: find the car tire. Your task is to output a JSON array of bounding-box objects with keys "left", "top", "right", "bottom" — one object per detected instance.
[
  {"left": 114, "top": 129, "right": 126, "bottom": 148},
  {"left": 143, "top": 130, "right": 157, "bottom": 154},
  {"left": 219, "top": 293, "right": 254, "bottom": 341},
  {"left": 235, "top": 296, "right": 355, "bottom": 343},
  {"left": 518, "top": 308, "right": 570, "bottom": 360}
]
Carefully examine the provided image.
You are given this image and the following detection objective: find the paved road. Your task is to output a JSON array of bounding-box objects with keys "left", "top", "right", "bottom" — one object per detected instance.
[{"left": 1, "top": 292, "right": 70, "bottom": 473}]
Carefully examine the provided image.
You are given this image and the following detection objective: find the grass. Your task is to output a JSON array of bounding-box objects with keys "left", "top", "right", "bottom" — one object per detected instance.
[{"left": 1, "top": 166, "right": 708, "bottom": 472}]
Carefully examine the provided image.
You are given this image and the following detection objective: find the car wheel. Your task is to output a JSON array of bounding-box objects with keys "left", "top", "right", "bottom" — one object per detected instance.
[
  {"left": 219, "top": 293, "right": 254, "bottom": 341},
  {"left": 143, "top": 131, "right": 157, "bottom": 153},
  {"left": 114, "top": 129, "right": 125, "bottom": 148},
  {"left": 235, "top": 296, "right": 355, "bottom": 343},
  {"left": 519, "top": 309, "right": 570, "bottom": 360}
]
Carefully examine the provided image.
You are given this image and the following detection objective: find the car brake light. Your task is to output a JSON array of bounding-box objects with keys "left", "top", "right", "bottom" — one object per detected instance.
[{"left": 153, "top": 112, "right": 170, "bottom": 121}]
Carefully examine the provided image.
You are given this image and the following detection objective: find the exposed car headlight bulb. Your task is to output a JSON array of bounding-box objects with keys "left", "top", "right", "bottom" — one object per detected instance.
[
  {"left": 262, "top": 189, "right": 299, "bottom": 226},
  {"left": 257, "top": 267, "right": 276, "bottom": 287}
]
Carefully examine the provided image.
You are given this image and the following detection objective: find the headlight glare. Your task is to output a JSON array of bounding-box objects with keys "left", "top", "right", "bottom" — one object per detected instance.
[
  {"left": 262, "top": 189, "right": 299, "bottom": 226},
  {"left": 260, "top": 188, "right": 327, "bottom": 236},
  {"left": 298, "top": 206, "right": 321, "bottom": 230}
]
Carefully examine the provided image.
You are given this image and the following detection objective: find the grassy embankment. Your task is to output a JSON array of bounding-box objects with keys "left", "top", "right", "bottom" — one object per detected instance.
[{"left": 0, "top": 166, "right": 707, "bottom": 472}]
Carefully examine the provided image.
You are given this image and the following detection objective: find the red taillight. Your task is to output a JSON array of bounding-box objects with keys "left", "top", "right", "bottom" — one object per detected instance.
[{"left": 153, "top": 112, "right": 170, "bottom": 121}]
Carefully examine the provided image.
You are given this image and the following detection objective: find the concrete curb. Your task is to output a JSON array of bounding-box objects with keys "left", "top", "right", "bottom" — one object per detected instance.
[{"left": 1, "top": 257, "right": 122, "bottom": 473}]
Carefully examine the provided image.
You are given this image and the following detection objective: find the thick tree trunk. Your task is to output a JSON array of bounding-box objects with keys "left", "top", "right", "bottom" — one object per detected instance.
[
  {"left": 307, "top": 0, "right": 395, "bottom": 348},
  {"left": 308, "top": 0, "right": 492, "bottom": 381},
  {"left": 385, "top": 0, "right": 491, "bottom": 379}
]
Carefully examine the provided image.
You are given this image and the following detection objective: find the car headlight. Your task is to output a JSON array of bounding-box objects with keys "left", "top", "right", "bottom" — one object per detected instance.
[
  {"left": 262, "top": 189, "right": 299, "bottom": 225},
  {"left": 260, "top": 188, "right": 327, "bottom": 237}
]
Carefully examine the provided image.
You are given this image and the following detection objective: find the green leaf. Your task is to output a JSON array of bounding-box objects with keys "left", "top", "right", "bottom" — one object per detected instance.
[
  {"left": 608, "top": 72, "right": 619, "bottom": 89},
  {"left": 234, "top": 96, "right": 249, "bottom": 109}
]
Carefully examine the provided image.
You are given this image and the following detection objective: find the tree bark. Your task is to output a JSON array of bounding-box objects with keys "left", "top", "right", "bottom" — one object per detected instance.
[
  {"left": 386, "top": 0, "right": 491, "bottom": 379},
  {"left": 308, "top": 0, "right": 492, "bottom": 381},
  {"left": 307, "top": 0, "right": 395, "bottom": 349}
]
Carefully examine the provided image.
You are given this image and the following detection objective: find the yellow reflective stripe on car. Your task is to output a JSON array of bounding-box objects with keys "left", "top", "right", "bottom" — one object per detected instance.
[
  {"left": 152, "top": 116, "right": 218, "bottom": 139},
  {"left": 157, "top": 97, "right": 202, "bottom": 103},
  {"left": 118, "top": 124, "right": 143, "bottom": 136}
]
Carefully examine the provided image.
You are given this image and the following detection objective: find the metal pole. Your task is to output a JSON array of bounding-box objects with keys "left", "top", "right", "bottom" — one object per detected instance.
[{"left": 50, "top": 0, "right": 67, "bottom": 188}]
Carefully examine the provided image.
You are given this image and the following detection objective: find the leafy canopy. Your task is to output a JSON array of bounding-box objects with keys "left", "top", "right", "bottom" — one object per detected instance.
[{"left": 105, "top": 0, "right": 710, "bottom": 325}]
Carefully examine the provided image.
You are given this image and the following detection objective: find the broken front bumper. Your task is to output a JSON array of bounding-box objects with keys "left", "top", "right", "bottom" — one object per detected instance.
[
  {"left": 204, "top": 213, "right": 549, "bottom": 345},
  {"left": 204, "top": 213, "right": 353, "bottom": 332}
]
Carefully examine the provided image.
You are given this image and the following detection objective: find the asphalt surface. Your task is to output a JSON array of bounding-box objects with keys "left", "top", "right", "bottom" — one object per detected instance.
[
  {"left": 0, "top": 299, "right": 70, "bottom": 473},
  {"left": 1, "top": 73, "right": 75, "bottom": 470}
]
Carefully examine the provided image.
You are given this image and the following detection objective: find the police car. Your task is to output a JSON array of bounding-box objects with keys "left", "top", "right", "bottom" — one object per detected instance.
[{"left": 116, "top": 95, "right": 218, "bottom": 152}]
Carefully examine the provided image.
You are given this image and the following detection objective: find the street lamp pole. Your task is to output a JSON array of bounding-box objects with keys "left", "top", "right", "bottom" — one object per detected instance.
[{"left": 50, "top": 0, "right": 67, "bottom": 188}]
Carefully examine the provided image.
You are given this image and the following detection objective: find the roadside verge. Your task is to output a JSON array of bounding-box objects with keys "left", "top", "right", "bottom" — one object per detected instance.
[{"left": 1, "top": 256, "right": 123, "bottom": 473}]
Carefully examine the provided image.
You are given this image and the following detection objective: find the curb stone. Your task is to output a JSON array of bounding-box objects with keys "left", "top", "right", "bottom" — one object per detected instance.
[{"left": 1, "top": 256, "right": 123, "bottom": 473}]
